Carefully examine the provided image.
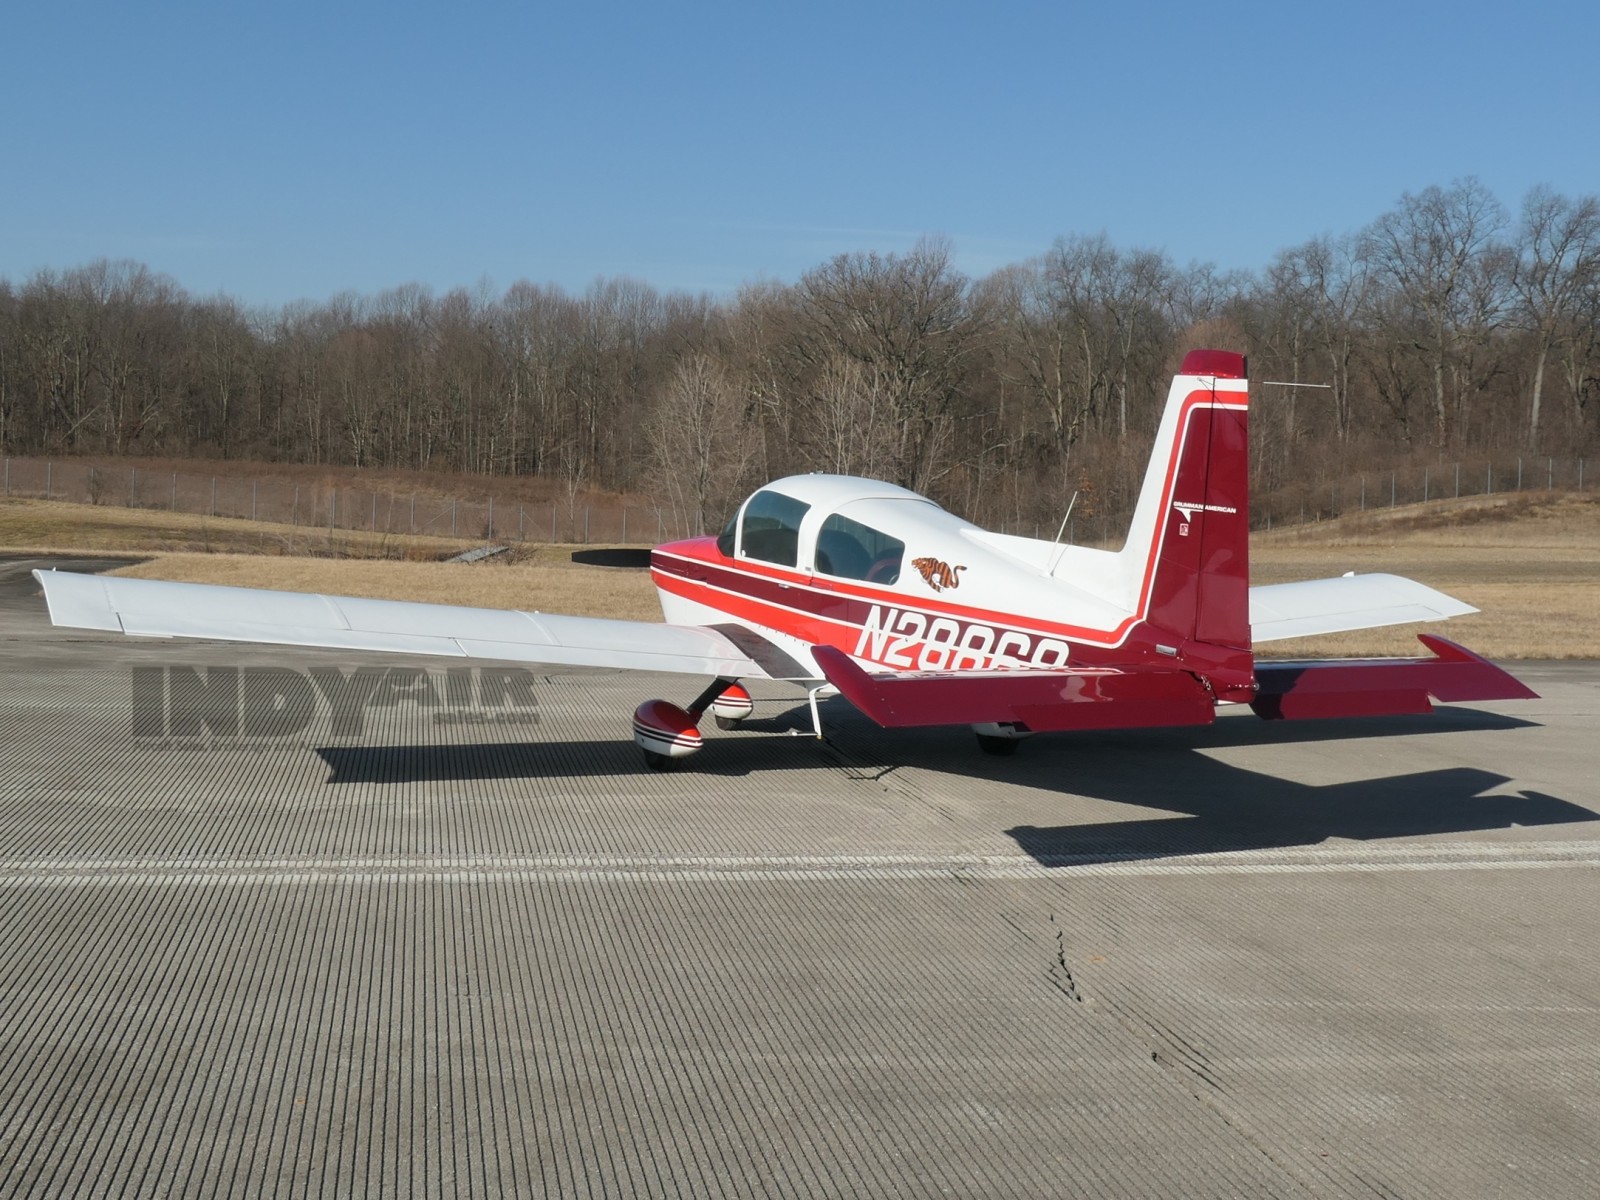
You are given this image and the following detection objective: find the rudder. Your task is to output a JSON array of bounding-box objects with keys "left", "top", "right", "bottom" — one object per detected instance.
[{"left": 1116, "top": 349, "right": 1253, "bottom": 695}]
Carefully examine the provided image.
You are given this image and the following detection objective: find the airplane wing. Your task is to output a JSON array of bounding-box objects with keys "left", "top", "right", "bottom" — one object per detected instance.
[
  {"left": 1249, "top": 573, "right": 1476, "bottom": 643},
  {"left": 811, "top": 645, "right": 1216, "bottom": 732},
  {"left": 32, "top": 570, "right": 811, "bottom": 680}
]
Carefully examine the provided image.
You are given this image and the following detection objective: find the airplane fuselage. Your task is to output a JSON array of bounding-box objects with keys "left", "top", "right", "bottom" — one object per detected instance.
[
  {"left": 652, "top": 534, "right": 1079, "bottom": 673},
  {"left": 650, "top": 514, "right": 1175, "bottom": 683}
]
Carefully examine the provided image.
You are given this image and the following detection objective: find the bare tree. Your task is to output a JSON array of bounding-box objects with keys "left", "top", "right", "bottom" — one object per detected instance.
[
  {"left": 1511, "top": 186, "right": 1600, "bottom": 447},
  {"left": 1560, "top": 269, "right": 1600, "bottom": 433},
  {"left": 1104, "top": 248, "right": 1176, "bottom": 440},
  {"left": 1362, "top": 178, "right": 1508, "bottom": 445},
  {"left": 646, "top": 351, "right": 760, "bottom": 534},
  {"left": 989, "top": 236, "right": 1119, "bottom": 457},
  {"left": 794, "top": 236, "right": 982, "bottom": 492},
  {"left": 808, "top": 352, "right": 890, "bottom": 476}
]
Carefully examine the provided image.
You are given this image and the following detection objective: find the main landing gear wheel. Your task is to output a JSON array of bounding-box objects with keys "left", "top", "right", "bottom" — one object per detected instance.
[
  {"left": 975, "top": 733, "right": 1020, "bottom": 756},
  {"left": 972, "top": 722, "right": 1032, "bottom": 756},
  {"left": 631, "top": 679, "right": 749, "bottom": 770},
  {"left": 708, "top": 682, "right": 754, "bottom": 731},
  {"left": 632, "top": 699, "right": 705, "bottom": 768}
]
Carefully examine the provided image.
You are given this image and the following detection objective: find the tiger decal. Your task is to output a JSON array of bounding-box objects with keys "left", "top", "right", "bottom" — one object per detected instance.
[{"left": 911, "top": 556, "right": 967, "bottom": 592}]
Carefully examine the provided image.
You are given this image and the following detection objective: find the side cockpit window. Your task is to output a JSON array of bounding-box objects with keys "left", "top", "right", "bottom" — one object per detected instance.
[
  {"left": 740, "top": 490, "right": 809, "bottom": 567},
  {"left": 815, "top": 513, "right": 904, "bottom": 585}
]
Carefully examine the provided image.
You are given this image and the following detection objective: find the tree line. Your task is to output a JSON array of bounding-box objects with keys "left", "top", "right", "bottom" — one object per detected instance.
[{"left": 1, "top": 177, "right": 1595, "bottom": 533}]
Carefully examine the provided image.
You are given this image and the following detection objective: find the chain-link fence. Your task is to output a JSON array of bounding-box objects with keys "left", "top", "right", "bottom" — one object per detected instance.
[{"left": 1253, "top": 455, "right": 1590, "bottom": 531}]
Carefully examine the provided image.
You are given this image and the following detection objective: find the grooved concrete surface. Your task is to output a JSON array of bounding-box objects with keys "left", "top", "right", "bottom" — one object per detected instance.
[{"left": 2, "top": 558, "right": 1598, "bottom": 1198}]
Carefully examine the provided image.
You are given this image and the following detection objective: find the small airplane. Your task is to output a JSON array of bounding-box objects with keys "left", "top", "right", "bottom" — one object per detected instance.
[{"left": 35, "top": 349, "right": 1536, "bottom": 768}]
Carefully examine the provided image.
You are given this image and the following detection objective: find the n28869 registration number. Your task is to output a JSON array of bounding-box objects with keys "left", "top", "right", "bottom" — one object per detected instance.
[{"left": 852, "top": 605, "right": 1072, "bottom": 671}]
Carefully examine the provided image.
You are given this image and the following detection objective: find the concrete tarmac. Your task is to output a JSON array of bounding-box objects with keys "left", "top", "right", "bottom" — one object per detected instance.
[{"left": 1, "top": 556, "right": 1597, "bottom": 1198}]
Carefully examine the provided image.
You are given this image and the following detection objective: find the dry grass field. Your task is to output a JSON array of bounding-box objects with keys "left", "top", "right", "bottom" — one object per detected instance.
[
  {"left": 107, "top": 549, "right": 664, "bottom": 622},
  {"left": 0, "top": 497, "right": 481, "bottom": 559},
  {"left": 9, "top": 491, "right": 1596, "bottom": 659},
  {"left": 1252, "top": 492, "right": 1599, "bottom": 659}
]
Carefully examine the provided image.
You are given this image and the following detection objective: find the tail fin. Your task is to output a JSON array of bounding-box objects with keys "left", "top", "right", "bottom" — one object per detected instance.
[{"left": 1116, "top": 350, "right": 1253, "bottom": 694}]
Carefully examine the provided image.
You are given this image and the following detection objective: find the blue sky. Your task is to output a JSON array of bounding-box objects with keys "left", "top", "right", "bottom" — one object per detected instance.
[{"left": 4, "top": 0, "right": 1597, "bottom": 306}]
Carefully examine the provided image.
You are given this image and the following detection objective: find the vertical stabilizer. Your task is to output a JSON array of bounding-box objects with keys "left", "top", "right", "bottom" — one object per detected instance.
[{"left": 1116, "top": 350, "right": 1253, "bottom": 694}]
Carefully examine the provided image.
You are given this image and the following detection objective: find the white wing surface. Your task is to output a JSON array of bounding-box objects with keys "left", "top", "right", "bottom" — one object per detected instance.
[
  {"left": 33, "top": 570, "right": 795, "bottom": 678},
  {"left": 1249, "top": 573, "right": 1476, "bottom": 643}
]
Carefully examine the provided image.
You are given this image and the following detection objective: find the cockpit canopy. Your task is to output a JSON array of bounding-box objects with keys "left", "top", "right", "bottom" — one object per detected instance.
[{"left": 716, "top": 475, "right": 935, "bottom": 587}]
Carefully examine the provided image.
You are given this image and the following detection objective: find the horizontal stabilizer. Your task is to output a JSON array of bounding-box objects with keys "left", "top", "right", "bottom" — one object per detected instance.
[
  {"left": 1252, "top": 634, "right": 1538, "bottom": 721},
  {"left": 812, "top": 645, "right": 1215, "bottom": 733},
  {"left": 32, "top": 570, "right": 788, "bottom": 678},
  {"left": 1250, "top": 573, "right": 1477, "bottom": 642}
]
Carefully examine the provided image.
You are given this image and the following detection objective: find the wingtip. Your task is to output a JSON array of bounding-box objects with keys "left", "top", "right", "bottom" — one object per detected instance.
[{"left": 1416, "top": 634, "right": 1540, "bottom": 701}]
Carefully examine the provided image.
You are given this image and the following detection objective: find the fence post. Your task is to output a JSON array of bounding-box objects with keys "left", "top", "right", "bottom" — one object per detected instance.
[
  {"left": 171, "top": 472, "right": 177, "bottom": 510},
  {"left": 252, "top": 481, "right": 258, "bottom": 521},
  {"left": 584, "top": 507, "right": 590, "bottom": 543},
  {"left": 551, "top": 507, "right": 556, "bottom": 542},
  {"left": 488, "top": 497, "right": 494, "bottom": 539},
  {"left": 410, "top": 495, "right": 415, "bottom": 534},
  {"left": 1487, "top": 464, "right": 1493, "bottom": 494},
  {"left": 1549, "top": 457, "right": 1554, "bottom": 489},
  {"left": 3, "top": 458, "right": 8, "bottom": 496},
  {"left": 1580, "top": 459, "right": 1585, "bottom": 491},
  {"left": 129, "top": 466, "right": 135, "bottom": 505},
  {"left": 293, "top": 486, "right": 299, "bottom": 525},
  {"left": 371, "top": 492, "right": 377, "bottom": 531},
  {"left": 622, "top": 508, "right": 628, "bottom": 543},
  {"left": 1390, "top": 472, "right": 1395, "bottom": 508},
  {"left": 1359, "top": 474, "right": 1364, "bottom": 510},
  {"left": 45, "top": 461, "right": 51, "bottom": 500},
  {"left": 519, "top": 505, "right": 524, "bottom": 540},
  {"left": 211, "top": 477, "right": 217, "bottom": 516},
  {"left": 1423, "top": 467, "right": 1429, "bottom": 503},
  {"left": 1517, "top": 457, "right": 1523, "bottom": 491},
  {"left": 451, "top": 502, "right": 457, "bottom": 537}
]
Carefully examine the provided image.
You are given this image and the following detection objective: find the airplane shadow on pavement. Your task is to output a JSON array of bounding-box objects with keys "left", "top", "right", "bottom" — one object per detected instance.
[
  {"left": 1003, "top": 765, "right": 1589, "bottom": 865},
  {"left": 862, "top": 705, "right": 1595, "bottom": 863},
  {"left": 314, "top": 700, "right": 1596, "bottom": 864}
]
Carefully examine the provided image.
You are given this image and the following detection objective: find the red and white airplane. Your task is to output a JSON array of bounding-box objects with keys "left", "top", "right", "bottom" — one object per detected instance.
[{"left": 35, "top": 349, "right": 1536, "bottom": 767}]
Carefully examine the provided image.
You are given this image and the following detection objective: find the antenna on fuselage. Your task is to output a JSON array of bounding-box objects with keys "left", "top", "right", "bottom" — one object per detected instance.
[{"left": 1046, "top": 491, "right": 1079, "bottom": 576}]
